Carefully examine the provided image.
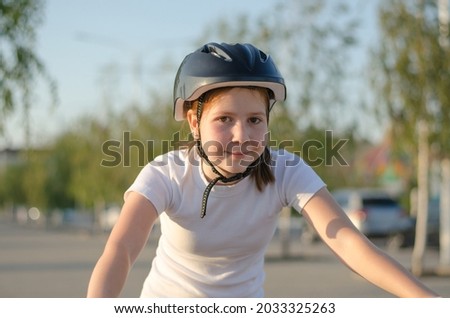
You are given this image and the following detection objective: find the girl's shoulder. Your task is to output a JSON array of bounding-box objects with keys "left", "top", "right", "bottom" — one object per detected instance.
[
  {"left": 269, "top": 148, "right": 326, "bottom": 207},
  {"left": 149, "top": 148, "right": 196, "bottom": 167},
  {"left": 269, "top": 148, "right": 323, "bottom": 183}
]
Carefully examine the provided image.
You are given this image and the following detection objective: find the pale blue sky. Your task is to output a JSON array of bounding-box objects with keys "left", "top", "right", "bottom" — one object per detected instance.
[{"left": 2, "top": 0, "right": 380, "bottom": 148}]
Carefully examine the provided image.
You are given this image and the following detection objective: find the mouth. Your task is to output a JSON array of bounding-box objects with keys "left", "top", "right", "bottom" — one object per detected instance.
[
  {"left": 225, "top": 150, "right": 255, "bottom": 159},
  {"left": 228, "top": 151, "right": 245, "bottom": 156},
  {"left": 226, "top": 144, "right": 261, "bottom": 157}
]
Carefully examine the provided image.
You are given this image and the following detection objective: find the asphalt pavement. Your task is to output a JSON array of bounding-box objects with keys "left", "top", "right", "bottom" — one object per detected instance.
[{"left": 1, "top": 217, "right": 449, "bottom": 298}]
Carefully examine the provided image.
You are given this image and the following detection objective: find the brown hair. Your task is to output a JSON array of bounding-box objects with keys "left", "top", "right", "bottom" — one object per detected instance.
[{"left": 184, "top": 86, "right": 275, "bottom": 191}]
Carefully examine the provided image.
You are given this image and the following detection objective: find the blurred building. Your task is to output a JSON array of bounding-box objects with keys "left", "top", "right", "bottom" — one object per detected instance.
[
  {"left": 0, "top": 148, "right": 23, "bottom": 170},
  {"left": 360, "top": 134, "right": 412, "bottom": 196}
]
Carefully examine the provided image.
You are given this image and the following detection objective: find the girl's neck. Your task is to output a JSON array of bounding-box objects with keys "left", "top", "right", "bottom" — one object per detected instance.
[{"left": 201, "top": 161, "right": 240, "bottom": 185}]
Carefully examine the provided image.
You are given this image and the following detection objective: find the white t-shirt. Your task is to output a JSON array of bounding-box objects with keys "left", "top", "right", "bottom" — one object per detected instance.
[{"left": 125, "top": 148, "right": 325, "bottom": 297}]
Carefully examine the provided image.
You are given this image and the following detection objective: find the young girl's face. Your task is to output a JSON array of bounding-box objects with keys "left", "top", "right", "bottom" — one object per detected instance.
[{"left": 188, "top": 87, "right": 269, "bottom": 180}]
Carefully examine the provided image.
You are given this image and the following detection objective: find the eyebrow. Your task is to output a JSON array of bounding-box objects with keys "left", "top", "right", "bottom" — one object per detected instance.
[{"left": 211, "top": 110, "right": 266, "bottom": 117}]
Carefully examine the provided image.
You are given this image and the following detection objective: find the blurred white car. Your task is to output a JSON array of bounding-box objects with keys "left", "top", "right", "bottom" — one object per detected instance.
[{"left": 332, "top": 188, "right": 414, "bottom": 238}]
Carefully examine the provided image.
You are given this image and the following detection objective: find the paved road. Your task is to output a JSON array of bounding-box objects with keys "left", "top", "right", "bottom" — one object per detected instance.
[{"left": 1, "top": 219, "right": 449, "bottom": 298}]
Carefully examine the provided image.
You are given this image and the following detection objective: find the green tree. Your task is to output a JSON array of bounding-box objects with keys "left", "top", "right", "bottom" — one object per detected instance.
[
  {"left": 0, "top": 0, "right": 56, "bottom": 140},
  {"left": 370, "top": 0, "right": 450, "bottom": 274},
  {"left": 371, "top": 0, "right": 450, "bottom": 166},
  {"left": 0, "top": 148, "right": 50, "bottom": 217},
  {"left": 0, "top": 160, "right": 26, "bottom": 205}
]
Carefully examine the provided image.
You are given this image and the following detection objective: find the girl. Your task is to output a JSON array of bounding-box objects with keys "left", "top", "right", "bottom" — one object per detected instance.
[{"left": 87, "top": 42, "right": 439, "bottom": 297}]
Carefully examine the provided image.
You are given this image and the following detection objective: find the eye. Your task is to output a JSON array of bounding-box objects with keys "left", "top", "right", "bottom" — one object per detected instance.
[
  {"left": 249, "top": 117, "right": 263, "bottom": 124},
  {"left": 217, "top": 116, "right": 231, "bottom": 123}
]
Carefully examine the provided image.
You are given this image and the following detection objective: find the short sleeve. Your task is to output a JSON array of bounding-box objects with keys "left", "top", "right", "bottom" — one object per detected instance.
[
  {"left": 124, "top": 154, "right": 174, "bottom": 215},
  {"left": 273, "top": 150, "right": 326, "bottom": 214}
]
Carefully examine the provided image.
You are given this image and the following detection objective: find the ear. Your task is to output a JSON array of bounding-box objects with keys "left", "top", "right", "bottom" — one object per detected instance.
[{"left": 186, "top": 109, "right": 199, "bottom": 139}]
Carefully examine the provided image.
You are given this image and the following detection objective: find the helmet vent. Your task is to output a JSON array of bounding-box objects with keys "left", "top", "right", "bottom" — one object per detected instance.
[
  {"left": 258, "top": 50, "right": 268, "bottom": 62},
  {"left": 205, "top": 44, "right": 232, "bottom": 62}
]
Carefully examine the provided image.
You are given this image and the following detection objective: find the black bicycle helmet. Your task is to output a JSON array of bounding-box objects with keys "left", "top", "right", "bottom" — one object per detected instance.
[{"left": 173, "top": 42, "right": 286, "bottom": 121}]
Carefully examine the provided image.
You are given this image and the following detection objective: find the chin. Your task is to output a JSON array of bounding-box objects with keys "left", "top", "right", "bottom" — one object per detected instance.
[
  {"left": 220, "top": 162, "right": 255, "bottom": 175},
  {"left": 210, "top": 153, "right": 261, "bottom": 175}
]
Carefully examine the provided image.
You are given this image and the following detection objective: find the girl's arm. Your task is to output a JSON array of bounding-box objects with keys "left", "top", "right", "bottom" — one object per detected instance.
[
  {"left": 302, "top": 187, "right": 439, "bottom": 298},
  {"left": 87, "top": 191, "right": 158, "bottom": 297}
]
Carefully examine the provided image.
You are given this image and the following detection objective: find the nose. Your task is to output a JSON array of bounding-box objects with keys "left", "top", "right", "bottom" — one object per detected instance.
[{"left": 231, "top": 121, "right": 249, "bottom": 144}]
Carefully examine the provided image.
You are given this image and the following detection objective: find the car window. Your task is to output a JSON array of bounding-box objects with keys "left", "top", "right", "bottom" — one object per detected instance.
[{"left": 362, "top": 198, "right": 398, "bottom": 207}]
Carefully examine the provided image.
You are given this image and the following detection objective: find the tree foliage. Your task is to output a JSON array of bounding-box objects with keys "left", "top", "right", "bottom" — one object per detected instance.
[
  {"left": 371, "top": 0, "right": 450, "bottom": 159},
  {"left": 0, "top": 0, "right": 56, "bottom": 137}
]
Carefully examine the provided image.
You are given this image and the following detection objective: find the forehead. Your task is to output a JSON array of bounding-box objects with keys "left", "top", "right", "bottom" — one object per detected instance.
[{"left": 205, "top": 87, "right": 268, "bottom": 112}]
